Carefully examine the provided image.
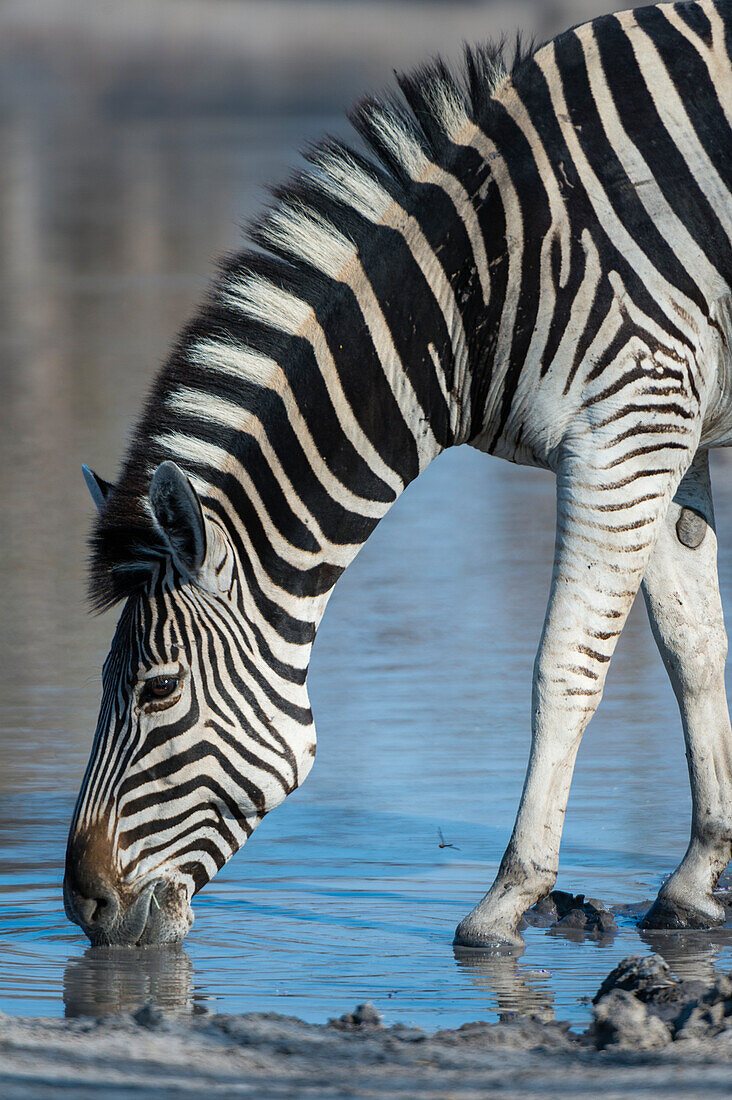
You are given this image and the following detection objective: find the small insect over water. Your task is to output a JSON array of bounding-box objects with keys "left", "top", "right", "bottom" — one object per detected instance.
[{"left": 437, "top": 829, "right": 459, "bottom": 851}]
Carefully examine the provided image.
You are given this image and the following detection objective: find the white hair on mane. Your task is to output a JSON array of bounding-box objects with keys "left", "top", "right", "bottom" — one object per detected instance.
[
  {"left": 307, "top": 146, "right": 393, "bottom": 224},
  {"left": 166, "top": 387, "right": 257, "bottom": 431},
  {"left": 150, "top": 433, "right": 227, "bottom": 484},
  {"left": 259, "top": 203, "right": 357, "bottom": 280},
  {"left": 480, "top": 52, "right": 511, "bottom": 99},
  {"left": 360, "top": 101, "right": 429, "bottom": 180},
  {"left": 224, "top": 273, "right": 314, "bottom": 337},
  {"left": 188, "top": 338, "right": 275, "bottom": 388},
  {"left": 418, "top": 71, "right": 473, "bottom": 142}
]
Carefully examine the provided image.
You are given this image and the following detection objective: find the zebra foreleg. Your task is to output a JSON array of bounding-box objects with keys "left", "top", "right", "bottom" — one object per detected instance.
[
  {"left": 641, "top": 452, "right": 732, "bottom": 930},
  {"left": 454, "top": 448, "right": 693, "bottom": 948}
]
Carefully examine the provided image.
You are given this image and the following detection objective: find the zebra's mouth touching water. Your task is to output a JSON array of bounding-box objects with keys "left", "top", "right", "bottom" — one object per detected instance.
[
  {"left": 64, "top": 876, "right": 194, "bottom": 947},
  {"left": 133, "top": 880, "right": 195, "bottom": 947}
]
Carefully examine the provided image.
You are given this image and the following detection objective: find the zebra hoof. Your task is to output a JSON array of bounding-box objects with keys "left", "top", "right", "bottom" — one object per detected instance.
[
  {"left": 453, "top": 917, "right": 524, "bottom": 950},
  {"left": 640, "top": 895, "right": 726, "bottom": 931}
]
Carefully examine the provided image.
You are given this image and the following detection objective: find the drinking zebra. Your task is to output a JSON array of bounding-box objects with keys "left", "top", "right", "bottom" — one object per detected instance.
[{"left": 65, "top": 0, "right": 732, "bottom": 947}]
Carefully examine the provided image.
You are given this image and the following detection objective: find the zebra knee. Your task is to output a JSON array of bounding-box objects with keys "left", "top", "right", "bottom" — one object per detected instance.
[{"left": 533, "top": 656, "right": 604, "bottom": 728}]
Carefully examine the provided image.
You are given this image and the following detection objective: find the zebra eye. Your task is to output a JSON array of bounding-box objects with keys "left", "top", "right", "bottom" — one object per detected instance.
[{"left": 140, "top": 676, "right": 180, "bottom": 705}]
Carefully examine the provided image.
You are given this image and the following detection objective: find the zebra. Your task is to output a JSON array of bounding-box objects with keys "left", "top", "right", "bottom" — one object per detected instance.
[{"left": 64, "top": 0, "right": 732, "bottom": 948}]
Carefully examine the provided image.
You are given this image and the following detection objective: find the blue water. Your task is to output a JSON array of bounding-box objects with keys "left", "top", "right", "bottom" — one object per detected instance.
[
  {"left": 3, "top": 58, "right": 732, "bottom": 1031},
  {"left": 4, "top": 442, "right": 732, "bottom": 1028}
]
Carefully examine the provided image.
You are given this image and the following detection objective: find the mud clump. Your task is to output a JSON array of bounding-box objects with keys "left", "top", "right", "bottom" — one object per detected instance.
[
  {"left": 593, "top": 953, "right": 677, "bottom": 1005},
  {"left": 526, "top": 890, "right": 618, "bottom": 937},
  {"left": 588, "top": 953, "right": 732, "bottom": 1048},
  {"left": 591, "top": 989, "right": 672, "bottom": 1050},
  {"left": 674, "top": 975, "right": 732, "bottom": 1041},
  {"left": 328, "top": 1002, "right": 383, "bottom": 1031},
  {"left": 132, "top": 1003, "right": 166, "bottom": 1029}
]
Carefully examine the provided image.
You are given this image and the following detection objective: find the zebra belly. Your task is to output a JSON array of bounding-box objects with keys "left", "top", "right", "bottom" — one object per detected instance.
[{"left": 699, "top": 296, "right": 732, "bottom": 448}]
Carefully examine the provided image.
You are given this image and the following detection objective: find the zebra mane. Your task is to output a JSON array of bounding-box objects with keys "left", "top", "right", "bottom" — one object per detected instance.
[{"left": 88, "top": 37, "right": 537, "bottom": 611}]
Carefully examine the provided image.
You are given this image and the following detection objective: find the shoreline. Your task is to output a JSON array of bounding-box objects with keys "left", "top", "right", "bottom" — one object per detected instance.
[{"left": 3, "top": 954, "right": 732, "bottom": 1098}]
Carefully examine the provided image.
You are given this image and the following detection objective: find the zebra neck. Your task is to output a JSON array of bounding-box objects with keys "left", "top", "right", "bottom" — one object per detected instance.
[
  {"left": 92, "top": 122, "right": 508, "bottom": 616},
  {"left": 174, "top": 183, "right": 502, "bottom": 639}
]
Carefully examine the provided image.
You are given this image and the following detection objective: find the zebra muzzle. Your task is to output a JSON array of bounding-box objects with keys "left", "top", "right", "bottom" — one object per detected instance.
[
  {"left": 64, "top": 817, "right": 195, "bottom": 945},
  {"left": 64, "top": 869, "right": 192, "bottom": 946}
]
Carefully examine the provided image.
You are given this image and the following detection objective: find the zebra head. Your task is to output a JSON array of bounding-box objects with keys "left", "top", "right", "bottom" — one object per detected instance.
[{"left": 64, "top": 461, "right": 315, "bottom": 945}]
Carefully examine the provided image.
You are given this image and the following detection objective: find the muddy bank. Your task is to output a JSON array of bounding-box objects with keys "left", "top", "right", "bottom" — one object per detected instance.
[{"left": 3, "top": 955, "right": 732, "bottom": 1098}]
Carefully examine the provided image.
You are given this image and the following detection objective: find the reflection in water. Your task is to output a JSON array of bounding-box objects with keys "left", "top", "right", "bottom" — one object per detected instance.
[
  {"left": 547, "top": 926, "right": 618, "bottom": 948},
  {"left": 452, "top": 920, "right": 732, "bottom": 1025},
  {"left": 63, "top": 945, "right": 195, "bottom": 1018},
  {"left": 453, "top": 944, "right": 555, "bottom": 1022},
  {"left": 639, "top": 927, "right": 732, "bottom": 988}
]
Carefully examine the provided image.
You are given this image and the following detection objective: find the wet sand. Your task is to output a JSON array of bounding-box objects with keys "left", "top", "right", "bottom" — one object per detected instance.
[{"left": 3, "top": 955, "right": 732, "bottom": 1098}]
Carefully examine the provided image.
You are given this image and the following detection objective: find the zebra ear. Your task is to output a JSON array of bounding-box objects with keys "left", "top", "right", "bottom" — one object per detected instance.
[
  {"left": 82, "top": 465, "right": 113, "bottom": 513},
  {"left": 149, "top": 461, "right": 206, "bottom": 577}
]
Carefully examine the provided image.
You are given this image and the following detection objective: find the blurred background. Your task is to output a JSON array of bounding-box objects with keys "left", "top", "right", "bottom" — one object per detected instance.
[{"left": 4, "top": 0, "right": 732, "bottom": 1030}]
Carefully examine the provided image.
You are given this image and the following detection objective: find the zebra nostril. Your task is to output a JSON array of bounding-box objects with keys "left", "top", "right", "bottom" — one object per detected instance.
[
  {"left": 89, "top": 897, "right": 108, "bottom": 925},
  {"left": 78, "top": 894, "right": 100, "bottom": 925},
  {"left": 67, "top": 883, "right": 120, "bottom": 932},
  {"left": 64, "top": 824, "right": 123, "bottom": 937}
]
